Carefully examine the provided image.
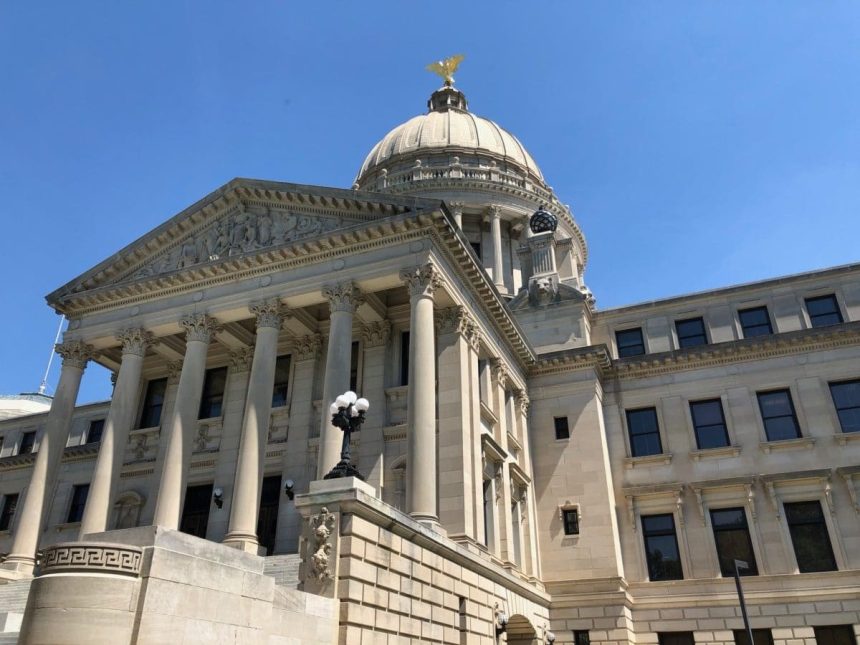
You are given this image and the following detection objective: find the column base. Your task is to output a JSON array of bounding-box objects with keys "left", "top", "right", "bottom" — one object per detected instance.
[
  {"left": 409, "top": 513, "right": 446, "bottom": 535},
  {"left": 0, "top": 555, "right": 35, "bottom": 576},
  {"left": 222, "top": 533, "right": 265, "bottom": 555}
]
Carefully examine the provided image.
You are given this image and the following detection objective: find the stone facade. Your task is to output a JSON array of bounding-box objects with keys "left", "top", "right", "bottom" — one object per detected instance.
[{"left": 0, "top": 78, "right": 858, "bottom": 644}]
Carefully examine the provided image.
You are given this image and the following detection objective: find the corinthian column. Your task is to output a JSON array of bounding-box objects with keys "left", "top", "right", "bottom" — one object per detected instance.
[
  {"left": 317, "top": 282, "right": 364, "bottom": 478},
  {"left": 153, "top": 314, "right": 219, "bottom": 529},
  {"left": 486, "top": 205, "right": 505, "bottom": 291},
  {"left": 3, "top": 341, "right": 93, "bottom": 573},
  {"left": 224, "top": 299, "right": 286, "bottom": 552},
  {"left": 80, "top": 329, "right": 153, "bottom": 536},
  {"left": 400, "top": 263, "right": 443, "bottom": 525}
]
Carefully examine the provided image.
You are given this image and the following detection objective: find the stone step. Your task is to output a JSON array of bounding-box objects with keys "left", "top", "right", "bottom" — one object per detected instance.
[
  {"left": 0, "top": 633, "right": 18, "bottom": 644},
  {"left": 263, "top": 554, "right": 302, "bottom": 589},
  {"left": 0, "top": 613, "right": 22, "bottom": 634},
  {"left": 0, "top": 580, "right": 31, "bottom": 614}
]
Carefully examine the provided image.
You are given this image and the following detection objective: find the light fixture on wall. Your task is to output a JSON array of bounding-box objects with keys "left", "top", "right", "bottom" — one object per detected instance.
[
  {"left": 212, "top": 487, "right": 224, "bottom": 509},
  {"left": 494, "top": 603, "right": 508, "bottom": 636},
  {"left": 284, "top": 479, "right": 295, "bottom": 501},
  {"left": 545, "top": 630, "right": 556, "bottom": 644}
]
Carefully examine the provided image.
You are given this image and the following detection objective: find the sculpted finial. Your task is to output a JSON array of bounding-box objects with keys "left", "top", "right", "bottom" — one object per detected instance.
[{"left": 426, "top": 54, "right": 465, "bottom": 87}]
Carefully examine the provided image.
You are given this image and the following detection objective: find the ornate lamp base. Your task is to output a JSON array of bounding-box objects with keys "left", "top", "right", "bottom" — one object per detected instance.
[{"left": 323, "top": 460, "right": 365, "bottom": 481}]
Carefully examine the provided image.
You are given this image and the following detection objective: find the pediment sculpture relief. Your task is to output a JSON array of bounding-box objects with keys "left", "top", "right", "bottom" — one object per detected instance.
[{"left": 130, "top": 206, "right": 356, "bottom": 281}]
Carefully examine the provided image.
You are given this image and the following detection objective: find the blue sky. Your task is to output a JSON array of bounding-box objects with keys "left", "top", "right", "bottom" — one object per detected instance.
[{"left": 1, "top": 2, "right": 858, "bottom": 403}]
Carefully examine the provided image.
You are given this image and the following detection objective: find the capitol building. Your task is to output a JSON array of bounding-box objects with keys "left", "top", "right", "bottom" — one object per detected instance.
[{"left": 0, "top": 63, "right": 858, "bottom": 645}]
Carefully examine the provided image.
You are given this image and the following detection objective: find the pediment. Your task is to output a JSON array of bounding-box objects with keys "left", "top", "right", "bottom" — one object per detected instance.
[{"left": 48, "top": 179, "right": 439, "bottom": 309}]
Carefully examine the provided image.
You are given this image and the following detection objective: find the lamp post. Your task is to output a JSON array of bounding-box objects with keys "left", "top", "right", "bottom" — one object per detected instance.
[
  {"left": 734, "top": 559, "right": 755, "bottom": 645},
  {"left": 323, "top": 390, "right": 369, "bottom": 480}
]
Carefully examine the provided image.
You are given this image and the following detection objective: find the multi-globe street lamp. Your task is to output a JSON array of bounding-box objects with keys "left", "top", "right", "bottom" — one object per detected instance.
[{"left": 323, "top": 390, "right": 369, "bottom": 480}]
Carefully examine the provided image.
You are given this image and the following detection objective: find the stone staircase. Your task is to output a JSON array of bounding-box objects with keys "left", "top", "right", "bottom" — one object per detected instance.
[
  {"left": 263, "top": 553, "right": 302, "bottom": 589},
  {"left": 0, "top": 577, "right": 32, "bottom": 644}
]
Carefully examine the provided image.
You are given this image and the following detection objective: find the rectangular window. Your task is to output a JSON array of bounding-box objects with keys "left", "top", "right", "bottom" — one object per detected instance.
[
  {"left": 657, "top": 633, "right": 694, "bottom": 645},
  {"left": 482, "top": 479, "right": 491, "bottom": 547},
  {"left": 470, "top": 241, "right": 482, "bottom": 259},
  {"left": 733, "top": 629, "right": 774, "bottom": 645},
  {"left": 757, "top": 390, "right": 801, "bottom": 441},
  {"left": 0, "top": 493, "right": 19, "bottom": 531},
  {"left": 554, "top": 416, "right": 570, "bottom": 440},
  {"left": 18, "top": 431, "right": 36, "bottom": 455},
  {"left": 562, "top": 509, "right": 579, "bottom": 535},
  {"left": 813, "top": 626, "right": 857, "bottom": 645},
  {"left": 198, "top": 367, "right": 228, "bottom": 419},
  {"left": 676, "top": 317, "right": 708, "bottom": 348},
  {"left": 86, "top": 419, "right": 105, "bottom": 444},
  {"left": 738, "top": 306, "right": 773, "bottom": 338},
  {"left": 616, "top": 328, "right": 645, "bottom": 358},
  {"left": 271, "top": 355, "right": 292, "bottom": 408},
  {"left": 710, "top": 507, "right": 758, "bottom": 576},
  {"left": 349, "top": 341, "right": 360, "bottom": 392},
  {"left": 784, "top": 501, "right": 837, "bottom": 573},
  {"left": 829, "top": 379, "right": 860, "bottom": 434},
  {"left": 138, "top": 377, "right": 168, "bottom": 428},
  {"left": 400, "top": 331, "right": 410, "bottom": 386},
  {"left": 805, "top": 294, "right": 843, "bottom": 328},
  {"left": 179, "top": 483, "right": 213, "bottom": 539},
  {"left": 690, "top": 399, "right": 730, "bottom": 449},
  {"left": 67, "top": 484, "right": 90, "bottom": 523},
  {"left": 626, "top": 407, "right": 662, "bottom": 457},
  {"left": 574, "top": 631, "right": 591, "bottom": 645},
  {"left": 642, "top": 513, "right": 683, "bottom": 581}
]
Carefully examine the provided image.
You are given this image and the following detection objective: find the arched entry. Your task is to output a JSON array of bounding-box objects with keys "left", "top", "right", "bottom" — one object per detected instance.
[{"left": 506, "top": 614, "right": 538, "bottom": 645}]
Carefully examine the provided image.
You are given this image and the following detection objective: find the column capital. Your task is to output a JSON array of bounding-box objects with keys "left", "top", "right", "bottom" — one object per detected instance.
[
  {"left": 229, "top": 347, "right": 254, "bottom": 372},
  {"left": 249, "top": 298, "right": 288, "bottom": 330},
  {"left": 400, "top": 263, "right": 443, "bottom": 299},
  {"left": 515, "top": 389, "right": 530, "bottom": 415},
  {"left": 116, "top": 328, "right": 155, "bottom": 357},
  {"left": 180, "top": 314, "right": 221, "bottom": 343},
  {"left": 490, "top": 358, "right": 510, "bottom": 389},
  {"left": 362, "top": 320, "right": 391, "bottom": 348},
  {"left": 55, "top": 340, "right": 95, "bottom": 369},
  {"left": 322, "top": 281, "right": 365, "bottom": 314},
  {"left": 448, "top": 201, "right": 464, "bottom": 215},
  {"left": 294, "top": 333, "right": 322, "bottom": 361},
  {"left": 434, "top": 306, "right": 475, "bottom": 338},
  {"left": 483, "top": 204, "right": 502, "bottom": 222},
  {"left": 166, "top": 360, "right": 183, "bottom": 382}
]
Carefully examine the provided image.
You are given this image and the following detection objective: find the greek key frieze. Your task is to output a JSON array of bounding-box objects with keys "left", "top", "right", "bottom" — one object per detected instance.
[{"left": 40, "top": 543, "right": 143, "bottom": 577}]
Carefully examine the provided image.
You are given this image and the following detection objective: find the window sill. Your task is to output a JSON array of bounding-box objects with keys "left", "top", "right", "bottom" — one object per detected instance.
[
  {"left": 834, "top": 432, "right": 860, "bottom": 446},
  {"left": 759, "top": 437, "right": 816, "bottom": 454},
  {"left": 690, "top": 446, "right": 741, "bottom": 461},
  {"left": 623, "top": 453, "right": 673, "bottom": 469}
]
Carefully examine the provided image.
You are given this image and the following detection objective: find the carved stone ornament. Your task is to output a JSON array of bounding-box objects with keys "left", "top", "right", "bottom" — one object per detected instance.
[
  {"left": 400, "top": 263, "right": 443, "bottom": 299},
  {"left": 515, "top": 389, "right": 530, "bottom": 416},
  {"left": 434, "top": 306, "right": 475, "bottom": 337},
  {"left": 528, "top": 275, "right": 560, "bottom": 306},
  {"left": 131, "top": 205, "right": 357, "bottom": 280},
  {"left": 55, "top": 340, "right": 95, "bottom": 370},
  {"left": 250, "top": 298, "right": 288, "bottom": 330},
  {"left": 180, "top": 314, "right": 221, "bottom": 343},
  {"left": 309, "top": 507, "right": 336, "bottom": 582},
  {"left": 490, "top": 358, "right": 509, "bottom": 389},
  {"left": 117, "top": 328, "right": 154, "bottom": 357},
  {"left": 40, "top": 542, "right": 143, "bottom": 578},
  {"left": 229, "top": 348, "right": 254, "bottom": 372},
  {"left": 362, "top": 320, "right": 391, "bottom": 348},
  {"left": 294, "top": 334, "right": 322, "bottom": 361},
  {"left": 166, "top": 361, "right": 183, "bottom": 382},
  {"left": 322, "top": 282, "right": 365, "bottom": 314}
]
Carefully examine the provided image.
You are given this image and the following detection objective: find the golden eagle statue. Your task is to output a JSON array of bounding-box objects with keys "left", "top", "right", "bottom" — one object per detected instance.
[{"left": 426, "top": 54, "right": 465, "bottom": 86}]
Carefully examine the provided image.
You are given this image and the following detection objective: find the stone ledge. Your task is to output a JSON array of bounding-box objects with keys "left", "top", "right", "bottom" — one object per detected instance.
[
  {"left": 689, "top": 445, "right": 742, "bottom": 461},
  {"left": 623, "top": 453, "right": 673, "bottom": 469},
  {"left": 758, "top": 437, "right": 816, "bottom": 454}
]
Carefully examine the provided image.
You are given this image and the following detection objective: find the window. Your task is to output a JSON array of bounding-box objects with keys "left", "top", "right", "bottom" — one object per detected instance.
[
  {"left": 198, "top": 367, "right": 228, "bottom": 419},
  {"left": 271, "top": 355, "right": 292, "bottom": 408},
  {"left": 642, "top": 513, "right": 683, "bottom": 581},
  {"left": 86, "top": 419, "right": 105, "bottom": 444},
  {"left": 813, "top": 626, "right": 857, "bottom": 645},
  {"left": 657, "top": 633, "right": 694, "bottom": 645},
  {"left": 179, "top": 483, "right": 213, "bottom": 539},
  {"left": 676, "top": 317, "right": 708, "bottom": 348},
  {"left": 138, "top": 377, "right": 167, "bottom": 428},
  {"left": 690, "top": 399, "right": 730, "bottom": 449},
  {"left": 562, "top": 509, "right": 579, "bottom": 535},
  {"left": 757, "top": 390, "right": 801, "bottom": 441},
  {"left": 626, "top": 407, "right": 662, "bottom": 457},
  {"left": 733, "top": 629, "right": 774, "bottom": 645},
  {"left": 482, "top": 479, "right": 492, "bottom": 547},
  {"left": 829, "top": 379, "right": 860, "bottom": 433},
  {"left": 469, "top": 241, "right": 482, "bottom": 259},
  {"left": 67, "top": 484, "right": 90, "bottom": 523},
  {"left": 18, "top": 431, "right": 36, "bottom": 455},
  {"left": 784, "top": 501, "right": 837, "bottom": 573},
  {"left": 710, "top": 507, "right": 758, "bottom": 576},
  {"left": 400, "top": 331, "right": 410, "bottom": 386},
  {"left": 554, "top": 416, "right": 570, "bottom": 440},
  {"left": 738, "top": 306, "right": 773, "bottom": 338},
  {"left": 0, "top": 493, "right": 18, "bottom": 531},
  {"left": 574, "top": 631, "right": 591, "bottom": 645},
  {"left": 805, "top": 294, "right": 843, "bottom": 328},
  {"left": 349, "top": 341, "right": 360, "bottom": 392},
  {"left": 616, "top": 328, "right": 645, "bottom": 358}
]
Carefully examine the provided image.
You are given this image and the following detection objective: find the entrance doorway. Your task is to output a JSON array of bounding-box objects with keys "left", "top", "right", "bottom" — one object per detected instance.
[
  {"left": 257, "top": 475, "right": 282, "bottom": 555},
  {"left": 180, "top": 483, "right": 213, "bottom": 539}
]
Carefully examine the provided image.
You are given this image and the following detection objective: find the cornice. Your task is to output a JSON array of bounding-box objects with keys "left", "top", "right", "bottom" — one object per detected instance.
[{"left": 530, "top": 346, "right": 612, "bottom": 378}]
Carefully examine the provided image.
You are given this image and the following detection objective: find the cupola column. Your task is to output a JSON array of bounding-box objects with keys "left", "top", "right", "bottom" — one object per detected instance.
[
  {"left": 400, "top": 264, "right": 442, "bottom": 526},
  {"left": 317, "top": 282, "right": 364, "bottom": 478},
  {"left": 153, "top": 314, "right": 219, "bottom": 529},
  {"left": 485, "top": 206, "right": 506, "bottom": 291},
  {"left": 3, "top": 341, "right": 93, "bottom": 573},
  {"left": 80, "top": 329, "right": 153, "bottom": 536},
  {"left": 224, "top": 299, "right": 286, "bottom": 552}
]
